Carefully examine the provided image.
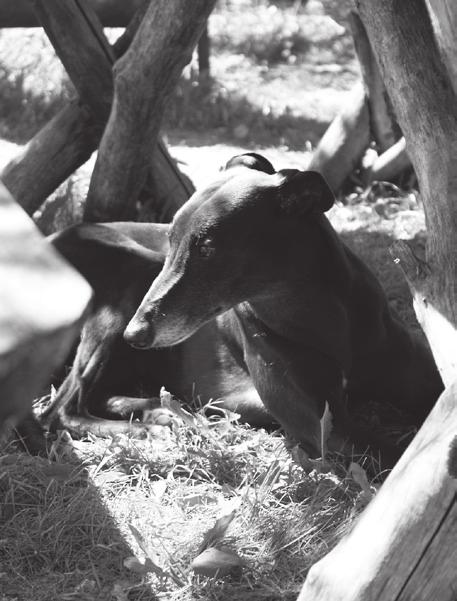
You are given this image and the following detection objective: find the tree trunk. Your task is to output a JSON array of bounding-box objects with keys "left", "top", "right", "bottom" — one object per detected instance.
[
  {"left": 298, "top": 0, "right": 457, "bottom": 598},
  {"left": 0, "top": 180, "right": 91, "bottom": 430},
  {"left": 198, "top": 24, "right": 210, "bottom": 78},
  {"left": 349, "top": 10, "right": 397, "bottom": 153},
  {"left": 2, "top": 0, "right": 193, "bottom": 221},
  {"left": 31, "top": 0, "right": 115, "bottom": 122},
  {"left": 427, "top": 0, "right": 457, "bottom": 95},
  {"left": 0, "top": 0, "right": 144, "bottom": 27},
  {"left": 308, "top": 82, "right": 370, "bottom": 193},
  {"left": 84, "top": 0, "right": 215, "bottom": 222}
]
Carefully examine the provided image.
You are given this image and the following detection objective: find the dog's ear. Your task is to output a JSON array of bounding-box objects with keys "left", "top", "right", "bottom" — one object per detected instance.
[
  {"left": 278, "top": 169, "right": 334, "bottom": 214},
  {"left": 224, "top": 152, "right": 276, "bottom": 174}
]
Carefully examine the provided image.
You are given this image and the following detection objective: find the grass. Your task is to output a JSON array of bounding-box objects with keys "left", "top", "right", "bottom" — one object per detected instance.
[{"left": 1, "top": 405, "right": 377, "bottom": 601}]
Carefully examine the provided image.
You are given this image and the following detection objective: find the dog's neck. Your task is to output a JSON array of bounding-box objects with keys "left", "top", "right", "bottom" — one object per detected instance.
[{"left": 239, "top": 218, "right": 355, "bottom": 368}]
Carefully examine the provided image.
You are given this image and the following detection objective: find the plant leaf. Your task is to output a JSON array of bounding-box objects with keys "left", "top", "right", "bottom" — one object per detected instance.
[
  {"left": 191, "top": 547, "right": 244, "bottom": 577},
  {"left": 199, "top": 509, "right": 236, "bottom": 552},
  {"left": 160, "top": 387, "right": 196, "bottom": 428},
  {"left": 348, "top": 462, "right": 374, "bottom": 502},
  {"left": 320, "top": 400, "right": 333, "bottom": 459}
]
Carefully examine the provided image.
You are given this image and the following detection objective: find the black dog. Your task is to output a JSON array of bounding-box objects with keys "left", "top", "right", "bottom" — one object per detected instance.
[
  {"left": 40, "top": 221, "right": 269, "bottom": 438},
  {"left": 124, "top": 153, "right": 442, "bottom": 460}
]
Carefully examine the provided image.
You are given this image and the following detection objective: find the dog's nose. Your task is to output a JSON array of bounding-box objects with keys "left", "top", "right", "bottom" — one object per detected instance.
[{"left": 123, "top": 320, "right": 153, "bottom": 349}]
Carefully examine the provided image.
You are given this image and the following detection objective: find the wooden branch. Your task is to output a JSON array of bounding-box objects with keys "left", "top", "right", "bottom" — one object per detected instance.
[
  {"left": 2, "top": 102, "right": 101, "bottom": 215},
  {"left": 365, "top": 136, "right": 411, "bottom": 183},
  {"left": 299, "top": 378, "right": 457, "bottom": 601},
  {"left": 0, "top": 180, "right": 91, "bottom": 430},
  {"left": 0, "top": 9, "right": 141, "bottom": 214},
  {"left": 308, "top": 82, "right": 370, "bottom": 193},
  {"left": 198, "top": 24, "right": 210, "bottom": 78},
  {"left": 30, "top": 0, "right": 114, "bottom": 121},
  {"left": 0, "top": 0, "right": 144, "bottom": 27},
  {"left": 349, "top": 10, "right": 397, "bottom": 152},
  {"left": 427, "top": 0, "right": 457, "bottom": 95},
  {"left": 84, "top": 0, "right": 215, "bottom": 222},
  {"left": 2, "top": 1, "right": 193, "bottom": 220},
  {"left": 356, "top": 0, "right": 457, "bottom": 385}
]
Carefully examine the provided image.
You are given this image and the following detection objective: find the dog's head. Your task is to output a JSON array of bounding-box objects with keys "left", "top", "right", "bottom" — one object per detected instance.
[{"left": 124, "top": 153, "right": 334, "bottom": 349}]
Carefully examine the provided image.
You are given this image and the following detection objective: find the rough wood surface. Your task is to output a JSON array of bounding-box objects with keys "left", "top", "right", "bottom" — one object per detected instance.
[
  {"left": 2, "top": 0, "right": 192, "bottom": 220},
  {"left": 2, "top": 102, "right": 101, "bottom": 215},
  {"left": 0, "top": 8, "right": 139, "bottom": 214},
  {"left": 308, "top": 82, "right": 370, "bottom": 192},
  {"left": 427, "top": 0, "right": 457, "bottom": 95},
  {"left": 298, "top": 1, "right": 457, "bottom": 598},
  {"left": 0, "top": 180, "right": 91, "bottom": 431},
  {"left": 0, "top": 0, "right": 144, "bottom": 27},
  {"left": 84, "top": 0, "right": 215, "bottom": 222},
  {"left": 367, "top": 136, "right": 410, "bottom": 183},
  {"left": 349, "top": 10, "right": 397, "bottom": 152},
  {"left": 31, "top": 0, "right": 114, "bottom": 121},
  {"left": 299, "top": 379, "right": 457, "bottom": 601},
  {"left": 358, "top": 0, "right": 457, "bottom": 384}
]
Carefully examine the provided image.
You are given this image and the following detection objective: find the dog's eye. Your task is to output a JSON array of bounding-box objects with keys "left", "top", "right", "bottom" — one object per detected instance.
[{"left": 198, "top": 238, "right": 215, "bottom": 258}]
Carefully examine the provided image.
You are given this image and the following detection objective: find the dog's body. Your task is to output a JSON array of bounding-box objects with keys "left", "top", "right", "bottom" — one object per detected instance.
[
  {"left": 41, "top": 221, "right": 269, "bottom": 437},
  {"left": 125, "top": 153, "right": 442, "bottom": 459}
]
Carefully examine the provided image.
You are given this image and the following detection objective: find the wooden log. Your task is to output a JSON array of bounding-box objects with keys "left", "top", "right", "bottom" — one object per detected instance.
[
  {"left": 299, "top": 0, "right": 457, "bottom": 597},
  {"left": 365, "top": 136, "right": 410, "bottom": 183},
  {"left": 0, "top": 180, "right": 91, "bottom": 431},
  {"left": 0, "top": 0, "right": 144, "bottom": 28},
  {"left": 307, "top": 82, "right": 370, "bottom": 193},
  {"left": 198, "top": 24, "right": 210, "bottom": 78},
  {"left": 298, "top": 377, "right": 457, "bottom": 601},
  {"left": 358, "top": 0, "right": 457, "bottom": 384},
  {"left": 84, "top": 0, "right": 215, "bottom": 222},
  {"left": 349, "top": 11, "right": 397, "bottom": 153},
  {"left": 427, "top": 0, "right": 457, "bottom": 95},
  {"left": 2, "top": 1, "right": 192, "bottom": 220},
  {"left": 2, "top": 102, "right": 101, "bottom": 215},
  {"left": 30, "top": 0, "right": 115, "bottom": 121}
]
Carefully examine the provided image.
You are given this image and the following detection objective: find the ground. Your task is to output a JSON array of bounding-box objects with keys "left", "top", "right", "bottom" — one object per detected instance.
[{"left": 0, "top": 2, "right": 430, "bottom": 600}]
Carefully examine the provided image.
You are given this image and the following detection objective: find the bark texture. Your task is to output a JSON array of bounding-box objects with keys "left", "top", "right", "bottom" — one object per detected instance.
[{"left": 84, "top": 0, "right": 215, "bottom": 221}]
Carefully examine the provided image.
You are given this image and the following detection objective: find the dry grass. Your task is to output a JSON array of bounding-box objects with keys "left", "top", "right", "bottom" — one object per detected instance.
[{"left": 1, "top": 404, "right": 379, "bottom": 601}]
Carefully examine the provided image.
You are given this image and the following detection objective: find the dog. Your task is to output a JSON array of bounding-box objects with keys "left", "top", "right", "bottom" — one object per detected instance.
[
  {"left": 37, "top": 220, "right": 269, "bottom": 440},
  {"left": 124, "top": 152, "right": 443, "bottom": 461}
]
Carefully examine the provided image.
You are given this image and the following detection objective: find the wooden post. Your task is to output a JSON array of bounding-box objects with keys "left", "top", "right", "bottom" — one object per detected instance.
[
  {"left": 299, "top": 1, "right": 457, "bottom": 597},
  {"left": 84, "top": 0, "right": 215, "bottom": 222},
  {"left": 307, "top": 82, "right": 370, "bottom": 192},
  {"left": 0, "top": 180, "right": 91, "bottom": 431},
  {"left": 198, "top": 24, "right": 210, "bottom": 78},
  {"left": 2, "top": 0, "right": 193, "bottom": 220},
  {"left": 349, "top": 11, "right": 398, "bottom": 153}
]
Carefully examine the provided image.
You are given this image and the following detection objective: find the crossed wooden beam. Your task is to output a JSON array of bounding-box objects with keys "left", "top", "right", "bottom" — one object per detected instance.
[{"left": 1, "top": 0, "right": 211, "bottom": 222}]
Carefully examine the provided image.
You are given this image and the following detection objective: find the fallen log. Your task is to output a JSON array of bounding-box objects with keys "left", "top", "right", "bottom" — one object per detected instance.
[
  {"left": 367, "top": 136, "right": 410, "bottom": 184},
  {"left": 308, "top": 82, "right": 370, "bottom": 192}
]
